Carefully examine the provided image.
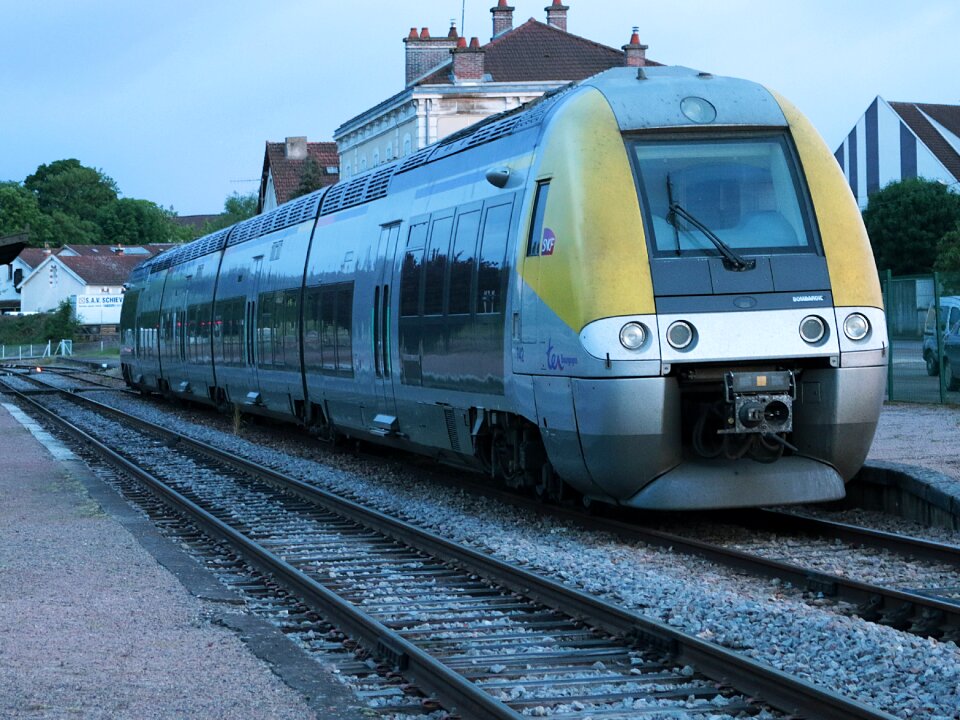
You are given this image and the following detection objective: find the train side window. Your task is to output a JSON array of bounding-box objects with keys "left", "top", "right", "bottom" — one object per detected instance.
[
  {"left": 526, "top": 181, "right": 550, "bottom": 256},
  {"left": 319, "top": 287, "right": 338, "bottom": 373},
  {"left": 477, "top": 202, "right": 513, "bottom": 314},
  {"left": 423, "top": 215, "right": 453, "bottom": 316},
  {"left": 448, "top": 210, "right": 480, "bottom": 315},
  {"left": 400, "top": 221, "right": 428, "bottom": 317},
  {"left": 303, "top": 288, "right": 322, "bottom": 370},
  {"left": 335, "top": 283, "right": 353, "bottom": 375},
  {"left": 283, "top": 290, "right": 299, "bottom": 370}
]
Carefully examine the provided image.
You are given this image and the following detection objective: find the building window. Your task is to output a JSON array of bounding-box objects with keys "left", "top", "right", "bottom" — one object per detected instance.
[
  {"left": 403, "top": 135, "right": 412, "bottom": 156},
  {"left": 372, "top": 150, "right": 380, "bottom": 166}
]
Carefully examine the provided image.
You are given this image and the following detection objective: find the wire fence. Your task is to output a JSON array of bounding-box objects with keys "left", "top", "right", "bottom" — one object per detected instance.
[{"left": 883, "top": 270, "right": 960, "bottom": 405}]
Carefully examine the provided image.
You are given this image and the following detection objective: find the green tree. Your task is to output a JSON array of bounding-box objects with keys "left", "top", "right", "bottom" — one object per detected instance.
[
  {"left": 48, "top": 210, "right": 103, "bottom": 245},
  {"left": 935, "top": 223, "right": 960, "bottom": 273},
  {"left": 0, "top": 182, "right": 54, "bottom": 245},
  {"left": 97, "top": 198, "right": 184, "bottom": 246},
  {"left": 862, "top": 178, "right": 960, "bottom": 275},
  {"left": 24, "top": 159, "right": 119, "bottom": 222},
  {"left": 200, "top": 192, "right": 257, "bottom": 233},
  {"left": 294, "top": 157, "right": 325, "bottom": 200},
  {"left": 42, "top": 299, "right": 81, "bottom": 342}
]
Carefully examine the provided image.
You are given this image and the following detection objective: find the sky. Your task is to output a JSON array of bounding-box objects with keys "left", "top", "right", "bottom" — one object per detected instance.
[{"left": 1, "top": 1, "right": 957, "bottom": 216}]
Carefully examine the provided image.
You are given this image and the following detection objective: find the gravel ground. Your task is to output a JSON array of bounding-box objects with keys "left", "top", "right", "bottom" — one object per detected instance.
[
  {"left": 74, "top": 390, "right": 960, "bottom": 719},
  {"left": 0, "top": 401, "right": 327, "bottom": 720},
  {"left": 869, "top": 402, "right": 960, "bottom": 480}
]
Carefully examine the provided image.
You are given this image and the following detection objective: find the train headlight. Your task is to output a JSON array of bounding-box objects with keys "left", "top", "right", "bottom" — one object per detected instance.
[
  {"left": 799, "top": 315, "right": 826, "bottom": 344},
  {"left": 843, "top": 312, "right": 870, "bottom": 341},
  {"left": 619, "top": 322, "right": 647, "bottom": 350},
  {"left": 666, "top": 321, "right": 695, "bottom": 350}
]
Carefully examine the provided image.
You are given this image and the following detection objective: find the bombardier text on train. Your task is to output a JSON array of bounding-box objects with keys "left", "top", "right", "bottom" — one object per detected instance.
[{"left": 120, "top": 66, "right": 887, "bottom": 511}]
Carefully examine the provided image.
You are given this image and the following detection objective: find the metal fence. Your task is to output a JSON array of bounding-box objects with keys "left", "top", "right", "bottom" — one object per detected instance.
[{"left": 882, "top": 270, "right": 960, "bottom": 404}]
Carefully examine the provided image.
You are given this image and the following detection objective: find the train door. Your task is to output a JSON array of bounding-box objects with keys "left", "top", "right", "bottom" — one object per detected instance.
[
  {"left": 516, "top": 179, "right": 551, "bottom": 370},
  {"left": 245, "top": 255, "right": 264, "bottom": 401},
  {"left": 371, "top": 222, "right": 401, "bottom": 434}
]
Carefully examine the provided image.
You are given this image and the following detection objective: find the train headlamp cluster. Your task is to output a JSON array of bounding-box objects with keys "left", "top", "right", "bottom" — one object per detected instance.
[
  {"left": 843, "top": 312, "right": 870, "bottom": 341},
  {"left": 619, "top": 322, "right": 647, "bottom": 350},
  {"left": 666, "top": 321, "right": 695, "bottom": 350},
  {"left": 799, "top": 315, "right": 826, "bottom": 344}
]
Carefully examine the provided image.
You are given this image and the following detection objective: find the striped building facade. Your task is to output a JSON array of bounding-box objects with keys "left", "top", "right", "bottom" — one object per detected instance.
[{"left": 835, "top": 97, "right": 960, "bottom": 208}]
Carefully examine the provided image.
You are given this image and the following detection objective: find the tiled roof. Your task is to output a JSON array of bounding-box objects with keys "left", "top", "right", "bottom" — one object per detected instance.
[
  {"left": 420, "top": 19, "right": 658, "bottom": 85},
  {"left": 262, "top": 142, "right": 340, "bottom": 208},
  {"left": 17, "top": 247, "right": 49, "bottom": 269},
  {"left": 890, "top": 101, "right": 960, "bottom": 180},
  {"left": 57, "top": 254, "right": 154, "bottom": 286}
]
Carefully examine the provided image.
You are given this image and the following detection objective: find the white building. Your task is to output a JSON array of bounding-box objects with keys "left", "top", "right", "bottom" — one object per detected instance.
[
  {"left": 17, "top": 245, "right": 171, "bottom": 325},
  {"left": 0, "top": 245, "right": 46, "bottom": 312},
  {"left": 334, "top": 1, "right": 651, "bottom": 179},
  {"left": 835, "top": 98, "right": 960, "bottom": 208}
]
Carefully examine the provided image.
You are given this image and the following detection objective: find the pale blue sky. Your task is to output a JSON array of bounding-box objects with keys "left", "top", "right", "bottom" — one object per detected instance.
[{"left": 1, "top": 1, "right": 956, "bottom": 215}]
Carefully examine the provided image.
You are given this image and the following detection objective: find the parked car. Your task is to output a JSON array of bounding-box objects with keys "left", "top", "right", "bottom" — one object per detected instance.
[
  {"left": 922, "top": 296, "right": 960, "bottom": 376},
  {"left": 943, "top": 308, "right": 960, "bottom": 391}
]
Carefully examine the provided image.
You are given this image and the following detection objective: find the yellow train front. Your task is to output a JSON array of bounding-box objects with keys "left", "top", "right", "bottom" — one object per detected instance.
[{"left": 518, "top": 66, "right": 887, "bottom": 509}]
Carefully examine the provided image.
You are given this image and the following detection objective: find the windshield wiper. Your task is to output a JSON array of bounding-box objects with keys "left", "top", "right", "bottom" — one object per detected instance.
[{"left": 665, "top": 175, "right": 756, "bottom": 271}]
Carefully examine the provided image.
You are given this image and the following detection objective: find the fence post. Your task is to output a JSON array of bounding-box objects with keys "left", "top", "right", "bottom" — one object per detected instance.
[
  {"left": 933, "top": 271, "right": 946, "bottom": 404},
  {"left": 884, "top": 269, "right": 894, "bottom": 401}
]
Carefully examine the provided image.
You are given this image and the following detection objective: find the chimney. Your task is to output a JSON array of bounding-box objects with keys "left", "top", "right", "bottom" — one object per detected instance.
[
  {"left": 453, "top": 37, "right": 485, "bottom": 82},
  {"left": 404, "top": 23, "right": 460, "bottom": 86},
  {"left": 545, "top": 0, "right": 568, "bottom": 32},
  {"left": 622, "top": 27, "right": 648, "bottom": 67},
  {"left": 490, "top": 0, "right": 514, "bottom": 39},
  {"left": 285, "top": 136, "right": 308, "bottom": 160}
]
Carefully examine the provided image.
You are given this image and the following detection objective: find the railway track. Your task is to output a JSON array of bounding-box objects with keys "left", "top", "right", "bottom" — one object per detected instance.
[{"left": 0, "top": 371, "right": 896, "bottom": 720}]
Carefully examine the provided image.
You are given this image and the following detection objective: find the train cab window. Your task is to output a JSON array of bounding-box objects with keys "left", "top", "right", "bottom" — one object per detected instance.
[
  {"left": 630, "top": 135, "right": 819, "bottom": 257},
  {"left": 423, "top": 215, "right": 453, "bottom": 316},
  {"left": 400, "top": 221, "right": 428, "bottom": 317},
  {"left": 449, "top": 210, "right": 480, "bottom": 315},
  {"left": 526, "top": 181, "right": 550, "bottom": 257},
  {"left": 477, "top": 203, "right": 512, "bottom": 314}
]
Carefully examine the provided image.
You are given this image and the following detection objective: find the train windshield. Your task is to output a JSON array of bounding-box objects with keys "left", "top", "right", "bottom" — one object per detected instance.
[{"left": 630, "top": 135, "right": 818, "bottom": 257}]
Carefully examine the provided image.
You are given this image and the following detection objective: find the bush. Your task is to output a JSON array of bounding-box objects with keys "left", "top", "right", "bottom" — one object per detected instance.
[{"left": 0, "top": 300, "right": 81, "bottom": 345}]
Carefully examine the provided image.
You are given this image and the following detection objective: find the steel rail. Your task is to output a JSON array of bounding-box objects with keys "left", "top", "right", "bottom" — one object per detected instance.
[
  {"left": 747, "top": 509, "right": 960, "bottom": 567},
  {"left": 1, "top": 381, "right": 525, "bottom": 720},
  {"left": 2, "top": 379, "right": 900, "bottom": 720}
]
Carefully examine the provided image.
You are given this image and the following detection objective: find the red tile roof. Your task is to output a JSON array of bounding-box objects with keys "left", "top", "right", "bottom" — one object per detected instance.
[
  {"left": 420, "top": 19, "right": 658, "bottom": 85},
  {"left": 890, "top": 101, "right": 960, "bottom": 180},
  {"left": 17, "top": 247, "right": 50, "bottom": 269},
  {"left": 260, "top": 142, "right": 340, "bottom": 210},
  {"left": 56, "top": 254, "right": 153, "bottom": 286}
]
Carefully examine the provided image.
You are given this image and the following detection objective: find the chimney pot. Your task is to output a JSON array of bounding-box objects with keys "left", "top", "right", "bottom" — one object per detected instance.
[
  {"left": 622, "top": 26, "right": 648, "bottom": 68},
  {"left": 544, "top": 1, "right": 569, "bottom": 32},
  {"left": 490, "top": 0, "right": 515, "bottom": 39},
  {"left": 453, "top": 36, "right": 485, "bottom": 81},
  {"left": 457, "top": 36, "right": 467, "bottom": 48},
  {"left": 420, "top": 27, "right": 430, "bottom": 39},
  {"left": 470, "top": 36, "right": 481, "bottom": 49},
  {"left": 448, "top": 21, "right": 458, "bottom": 38},
  {"left": 408, "top": 27, "right": 418, "bottom": 39}
]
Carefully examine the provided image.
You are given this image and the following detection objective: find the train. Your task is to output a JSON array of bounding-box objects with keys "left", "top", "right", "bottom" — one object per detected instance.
[{"left": 120, "top": 66, "right": 888, "bottom": 510}]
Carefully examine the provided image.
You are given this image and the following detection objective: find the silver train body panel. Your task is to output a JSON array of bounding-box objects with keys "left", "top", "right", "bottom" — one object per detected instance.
[{"left": 120, "top": 66, "right": 887, "bottom": 510}]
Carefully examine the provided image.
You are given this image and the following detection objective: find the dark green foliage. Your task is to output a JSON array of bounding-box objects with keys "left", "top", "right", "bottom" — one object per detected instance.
[
  {"left": 97, "top": 198, "right": 185, "bottom": 246},
  {"left": 294, "top": 157, "right": 325, "bottom": 200},
  {"left": 935, "top": 223, "right": 960, "bottom": 274},
  {"left": 863, "top": 178, "right": 960, "bottom": 275},
  {"left": 0, "top": 182, "right": 54, "bottom": 245},
  {"left": 200, "top": 192, "right": 257, "bottom": 233},
  {"left": 24, "top": 159, "right": 119, "bottom": 222},
  {"left": 0, "top": 301, "right": 80, "bottom": 345}
]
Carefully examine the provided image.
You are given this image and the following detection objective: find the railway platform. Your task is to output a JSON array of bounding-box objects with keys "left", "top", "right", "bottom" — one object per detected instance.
[{"left": 0, "top": 401, "right": 367, "bottom": 720}]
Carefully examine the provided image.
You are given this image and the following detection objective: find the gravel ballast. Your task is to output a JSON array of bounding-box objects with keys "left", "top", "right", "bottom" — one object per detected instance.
[
  {"left": 72, "top": 390, "right": 960, "bottom": 719},
  {"left": 0, "top": 401, "right": 340, "bottom": 720}
]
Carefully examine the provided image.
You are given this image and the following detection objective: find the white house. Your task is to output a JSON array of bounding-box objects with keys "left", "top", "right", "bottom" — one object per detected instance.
[
  {"left": 835, "top": 97, "right": 960, "bottom": 208},
  {"left": 17, "top": 245, "right": 171, "bottom": 325}
]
